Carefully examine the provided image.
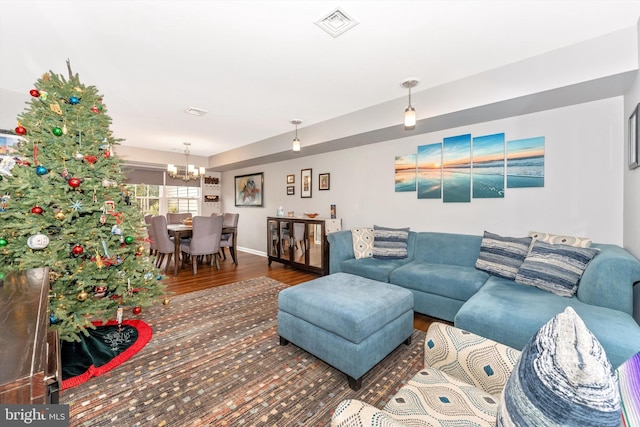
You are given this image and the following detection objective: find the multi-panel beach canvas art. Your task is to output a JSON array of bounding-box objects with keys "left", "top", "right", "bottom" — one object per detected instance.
[{"left": 398, "top": 132, "right": 544, "bottom": 202}]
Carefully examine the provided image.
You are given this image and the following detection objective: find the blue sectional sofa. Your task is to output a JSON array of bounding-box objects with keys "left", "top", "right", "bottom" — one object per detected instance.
[{"left": 327, "top": 229, "right": 640, "bottom": 367}]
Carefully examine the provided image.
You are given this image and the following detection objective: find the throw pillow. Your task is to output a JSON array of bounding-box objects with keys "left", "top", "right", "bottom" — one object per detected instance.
[
  {"left": 617, "top": 351, "right": 640, "bottom": 427},
  {"left": 475, "top": 231, "right": 532, "bottom": 280},
  {"left": 528, "top": 230, "right": 592, "bottom": 248},
  {"left": 497, "top": 307, "right": 621, "bottom": 427},
  {"left": 515, "top": 240, "right": 599, "bottom": 297},
  {"left": 351, "top": 227, "right": 374, "bottom": 259},
  {"left": 372, "top": 225, "right": 409, "bottom": 259}
]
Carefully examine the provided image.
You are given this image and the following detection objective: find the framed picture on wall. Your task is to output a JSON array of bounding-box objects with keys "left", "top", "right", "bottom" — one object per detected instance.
[
  {"left": 287, "top": 185, "right": 295, "bottom": 195},
  {"left": 629, "top": 103, "right": 639, "bottom": 170},
  {"left": 234, "top": 172, "right": 264, "bottom": 207},
  {"left": 319, "top": 173, "right": 330, "bottom": 190},
  {"left": 301, "top": 168, "right": 312, "bottom": 198},
  {"left": 286, "top": 174, "right": 295, "bottom": 184}
]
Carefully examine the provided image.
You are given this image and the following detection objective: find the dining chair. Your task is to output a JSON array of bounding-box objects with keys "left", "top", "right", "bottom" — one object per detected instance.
[
  {"left": 167, "top": 212, "right": 192, "bottom": 224},
  {"left": 219, "top": 213, "right": 239, "bottom": 264},
  {"left": 150, "top": 215, "right": 175, "bottom": 273},
  {"left": 293, "top": 222, "right": 307, "bottom": 254},
  {"left": 180, "top": 215, "right": 224, "bottom": 274},
  {"left": 144, "top": 214, "right": 156, "bottom": 256}
]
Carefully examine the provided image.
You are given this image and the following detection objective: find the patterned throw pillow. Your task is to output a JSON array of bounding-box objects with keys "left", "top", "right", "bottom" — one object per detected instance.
[
  {"left": 617, "top": 351, "right": 640, "bottom": 427},
  {"left": 372, "top": 225, "right": 409, "bottom": 259},
  {"left": 528, "top": 230, "right": 592, "bottom": 248},
  {"left": 351, "top": 227, "right": 374, "bottom": 259},
  {"left": 475, "top": 231, "right": 532, "bottom": 280},
  {"left": 497, "top": 307, "right": 621, "bottom": 427},
  {"left": 515, "top": 240, "right": 599, "bottom": 297}
]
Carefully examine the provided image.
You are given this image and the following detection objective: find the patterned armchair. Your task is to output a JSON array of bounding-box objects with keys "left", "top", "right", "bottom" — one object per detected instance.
[{"left": 331, "top": 322, "right": 521, "bottom": 426}]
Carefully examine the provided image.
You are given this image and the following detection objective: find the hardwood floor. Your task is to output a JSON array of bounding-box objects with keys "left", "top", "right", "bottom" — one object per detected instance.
[{"left": 162, "top": 250, "right": 445, "bottom": 332}]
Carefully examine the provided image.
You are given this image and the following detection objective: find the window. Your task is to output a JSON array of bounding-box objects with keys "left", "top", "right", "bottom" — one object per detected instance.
[
  {"left": 166, "top": 185, "right": 200, "bottom": 215},
  {"left": 126, "top": 184, "right": 161, "bottom": 215}
]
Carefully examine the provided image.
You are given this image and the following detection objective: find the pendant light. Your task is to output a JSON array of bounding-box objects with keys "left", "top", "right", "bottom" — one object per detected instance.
[
  {"left": 401, "top": 79, "right": 419, "bottom": 130},
  {"left": 291, "top": 120, "right": 302, "bottom": 152}
]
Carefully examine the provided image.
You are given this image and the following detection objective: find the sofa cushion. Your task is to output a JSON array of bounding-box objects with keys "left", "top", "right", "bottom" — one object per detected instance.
[
  {"left": 351, "top": 227, "right": 374, "bottom": 259},
  {"left": 454, "top": 276, "right": 640, "bottom": 369},
  {"left": 617, "top": 351, "right": 640, "bottom": 427},
  {"left": 497, "top": 307, "right": 621, "bottom": 427},
  {"left": 413, "top": 232, "right": 484, "bottom": 267},
  {"left": 373, "top": 225, "right": 410, "bottom": 259},
  {"left": 528, "top": 230, "right": 592, "bottom": 248},
  {"left": 515, "top": 240, "right": 599, "bottom": 297},
  {"left": 475, "top": 231, "right": 532, "bottom": 279},
  {"left": 340, "top": 257, "right": 411, "bottom": 283},
  {"left": 390, "top": 261, "right": 489, "bottom": 301}
]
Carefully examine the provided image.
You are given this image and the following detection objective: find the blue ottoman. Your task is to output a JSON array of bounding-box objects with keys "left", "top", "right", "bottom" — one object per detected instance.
[{"left": 278, "top": 272, "right": 414, "bottom": 390}]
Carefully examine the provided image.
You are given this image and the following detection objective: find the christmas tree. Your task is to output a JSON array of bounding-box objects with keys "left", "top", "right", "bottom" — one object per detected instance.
[{"left": 0, "top": 61, "right": 166, "bottom": 341}]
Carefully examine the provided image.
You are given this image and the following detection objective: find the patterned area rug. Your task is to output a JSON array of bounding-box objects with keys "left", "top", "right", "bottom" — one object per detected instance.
[{"left": 61, "top": 277, "right": 425, "bottom": 426}]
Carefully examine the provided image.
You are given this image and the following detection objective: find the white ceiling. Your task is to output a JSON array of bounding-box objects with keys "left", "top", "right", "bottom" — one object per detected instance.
[{"left": 1, "top": 0, "right": 640, "bottom": 157}]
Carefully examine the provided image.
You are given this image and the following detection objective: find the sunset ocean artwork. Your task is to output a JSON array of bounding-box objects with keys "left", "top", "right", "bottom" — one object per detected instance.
[
  {"left": 395, "top": 154, "right": 417, "bottom": 192},
  {"left": 507, "top": 137, "right": 545, "bottom": 188},
  {"left": 417, "top": 143, "right": 442, "bottom": 199},
  {"left": 472, "top": 133, "right": 505, "bottom": 198},
  {"left": 443, "top": 134, "right": 471, "bottom": 202}
]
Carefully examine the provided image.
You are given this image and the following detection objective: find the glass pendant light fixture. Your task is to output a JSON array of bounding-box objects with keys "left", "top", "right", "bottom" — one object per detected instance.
[
  {"left": 401, "top": 79, "right": 419, "bottom": 130},
  {"left": 291, "top": 119, "right": 302, "bottom": 152},
  {"left": 167, "top": 142, "right": 205, "bottom": 181}
]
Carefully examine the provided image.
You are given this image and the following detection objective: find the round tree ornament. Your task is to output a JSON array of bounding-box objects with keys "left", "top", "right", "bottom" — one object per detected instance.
[
  {"left": 30, "top": 89, "right": 40, "bottom": 97},
  {"left": 68, "top": 177, "right": 82, "bottom": 188},
  {"left": 132, "top": 306, "right": 142, "bottom": 315},
  {"left": 27, "top": 234, "right": 50, "bottom": 250},
  {"left": 72, "top": 244, "right": 84, "bottom": 256},
  {"left": 0, "top": 238, "right": 7, "bottom": 247},
  {"left": 69, "top": 96, "right": 80, "bottom": 105},
  {"left": 52, "top": 127, "right": 63, "bottom": 136},
  {"left": 31, "top": 206, "right": 43, "bottom": 215},
  {"left": 15, "top": 125, "right": 26, "bottom": 135},
  {"left": 35, "top": 165, "right": 48, "bottom": 175}
]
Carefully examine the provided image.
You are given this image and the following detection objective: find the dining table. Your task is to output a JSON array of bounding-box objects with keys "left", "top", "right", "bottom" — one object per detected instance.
[{"left": 166, "top": 224, "right": 238, "bottom": 276}]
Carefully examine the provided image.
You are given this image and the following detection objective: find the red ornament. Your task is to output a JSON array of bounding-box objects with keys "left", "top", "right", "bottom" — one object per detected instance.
[
  {"left": 71, "top": 244, "right": 84, "bottom": 255},
  {"left": 15, "top": 125, "right": 26, "bottom": 135},
  {"left": 29, "top": 89, "right": 40, "bottom": 97},
  {"left": 68, "top": 177, "right": 81, "bottom": 188},
  {"left": 132, "top": 306, "right": 142, "bottom": 315},
  {"left": 84, "top": 154, "right": 97, "bottom": 164},
  {"left": 31, "top": 206, "right": 43, "bottom": 215},
  {"left": 103, "top": 149, "right": 111, "bottom": 158},
  {"left": 90, "top": 106, "right": 100, "bottom": 114}
]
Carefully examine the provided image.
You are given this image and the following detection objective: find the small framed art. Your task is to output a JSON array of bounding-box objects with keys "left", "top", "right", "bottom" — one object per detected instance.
[
  {"left": 286, "top": 174, "right": 295, "bottom": 184},
  {"left": 319, "top": 173, "right": 330, "bottom": 190},
  {"left": 287, "top": 185, "right": 295, "bottom": 195},
  {"left": 629, "top": 103, "right": 639, "bottom": 170},
  {"left": 301, "top": 168, "right": 312, "bottom": 198}
]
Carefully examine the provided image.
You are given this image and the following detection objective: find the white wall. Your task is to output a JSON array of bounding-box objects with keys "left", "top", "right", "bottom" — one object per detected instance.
[
  {"left": 223, "top": 97, "right": 624, "bottom": 254},
  {"left": 624, "top": 20, "right": 640, "bottom": 260}
]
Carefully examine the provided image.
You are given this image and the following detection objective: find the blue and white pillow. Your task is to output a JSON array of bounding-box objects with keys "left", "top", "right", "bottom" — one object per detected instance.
[
  {"left": 617, "top": 351, "right": 640, "bottom": 427},
  {"left": 497, "top": 307, "right": 621, "bottom": 427},
  {"left": 515, "top": 240, "right": 599, "bottom": 297},
  {"left": 475, "top": 231, "right": 532, "bottom": 280},
  {"left": 372, "top": 225, "right": 409, "bottom": 259}
]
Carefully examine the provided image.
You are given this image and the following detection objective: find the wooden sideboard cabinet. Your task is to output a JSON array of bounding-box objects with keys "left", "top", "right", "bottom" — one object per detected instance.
[
  {"left": 267, "top": 217, "right": 341, "bottom": 275},
  {"left": 0, "top": 267, "right": 62, "bottom": 404}
]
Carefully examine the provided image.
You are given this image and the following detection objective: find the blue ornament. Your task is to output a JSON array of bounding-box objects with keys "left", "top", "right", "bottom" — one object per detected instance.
[
  {"left": 69, "top": 96, "right": 80, "bottom": 105},
  {"left": 49, "top": 314, "right": 57, "bottom": 324},
  {"left": 35, "top": 165, "right": 47, "bottom": 175},
  {"left": 157, "top": 275, "right": 162, "bottom": 280}
]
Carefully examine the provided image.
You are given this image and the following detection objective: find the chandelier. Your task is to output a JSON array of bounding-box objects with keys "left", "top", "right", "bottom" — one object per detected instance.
[{"left": 167, "top": 142, "right": 205, "bottom": 181}]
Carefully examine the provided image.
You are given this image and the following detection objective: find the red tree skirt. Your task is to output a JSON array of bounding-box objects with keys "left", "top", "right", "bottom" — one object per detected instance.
[{"left": 62, "top": 319, "right": 152, "bottom": 390}]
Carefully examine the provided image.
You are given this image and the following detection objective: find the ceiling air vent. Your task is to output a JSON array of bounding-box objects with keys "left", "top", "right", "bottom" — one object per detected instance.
[
  {"left": 315, "top": 7, "right": 359, "bottom": 38},
  {"left": 184, "top": 106, "right": 208, "bottom": 117}
]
